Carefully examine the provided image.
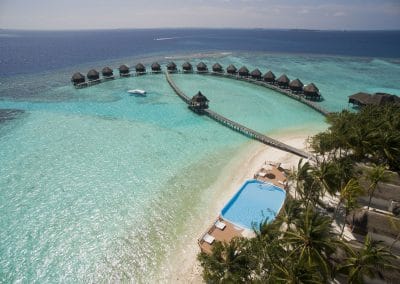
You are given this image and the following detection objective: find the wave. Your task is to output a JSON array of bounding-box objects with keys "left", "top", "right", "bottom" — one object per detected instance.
[{"left": 154, "top": 37, "right": 179, "bottom": 41}]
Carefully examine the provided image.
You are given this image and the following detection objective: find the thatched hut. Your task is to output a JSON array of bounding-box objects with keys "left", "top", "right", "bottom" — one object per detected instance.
[
  {"left": 263, "top": 71, "right": 276, "bottom": 83},
  {"left": 119, "top": 64, "right": 130, "bottom": 76},
  {"left": 197, "top": 62, "right": 208, "bottom": 72},
  {"left": 348, "top": 92, "right": 371, "bottom": 107},
  {"left": 238, "top": 66, "right": 249, "bottom": 77},
  {"left": 167, "top": 62, "right": 177, "bottom": 72},
  {"left": 369, "top": 93, "right": 400, "bottom": 106},
  {"left": 71, "top": 72, "right": 85, "bottom": 85},
  {"left": 289, "top": 78, "right": 304, "bottom": 93},
  {"left": 135, "top": 63, "right": 146, "bottom": 73},
  {"left": 250, "top": 69, "right": 262, "bottom": 80},
  {"left": 87, "top": 69, "right": 100, "bottom": 81},
  {"left": 277, "top": 74, "right": 290, "bottom": 88},
  {"left": 189, "top": 91, "right": 209, "bottom": 113},
  {"left": 151, "top": 62, "right": 161, "bottom": 72},
  {"left": 212, "top": 63, "right": 223, "bottom": 73},
  {"left": 182, "top": 62, "right": 193, "bottom": 72},
  {"left": 101, "top": 67, "right": 113, "bottom": 77},
  {"left": 226, "top": 64, "right": 237, "bottom": 75},
  {"left": 303, "top": 83, "right": 320, "bottom": 100}
]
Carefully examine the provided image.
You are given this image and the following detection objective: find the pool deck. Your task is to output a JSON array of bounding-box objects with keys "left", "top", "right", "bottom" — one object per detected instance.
[{"left": 198, "top": 163, "right": 287, "bottom": 254}]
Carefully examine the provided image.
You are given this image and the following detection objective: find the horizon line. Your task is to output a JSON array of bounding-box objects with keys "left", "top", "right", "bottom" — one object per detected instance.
[{"left": 1, "top": 27, "right": 400, "bottom": 32}]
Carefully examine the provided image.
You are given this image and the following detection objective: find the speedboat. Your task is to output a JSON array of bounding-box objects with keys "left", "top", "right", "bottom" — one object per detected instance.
[{"left": 128, "top": 89, "right": 146, "bottom": 95}]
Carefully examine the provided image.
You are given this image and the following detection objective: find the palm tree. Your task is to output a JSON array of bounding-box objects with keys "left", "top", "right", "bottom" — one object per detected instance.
[
  {"left": 197, "top": 238, "right": 250, "bottom": 283},
  {"left": 365, "top": 164, "right": 390, "bottom": 209},
  {"left": 283, "top": 207, "right": 338, "bottom": 281},
  {"left": 271, "top": 257, "right": 322, "bottom": 284},
  {"left": 288, "top": 159, "right": 312, "bottom": 199},
  {"left": 334, "top": 178, "right": 363, "bottom": 223},
  {"left": 338, "top": 235, "right": 399, "bottom": 283}
]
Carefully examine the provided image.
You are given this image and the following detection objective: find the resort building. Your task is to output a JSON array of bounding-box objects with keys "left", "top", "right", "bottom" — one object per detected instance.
[
  {"left": 212, "top": 63, "right": 223, "bottom": 73},
  {"left": 196, "top": 62, "right": 208, "bottom": 72},
  {"left": 71, "top": 72, "right": 85, "bottom": 85},
  {"left": 226, "top": 64, "right": 237, "bottom": 75},
  {"left": 250, "top": 68, "right": 262, "bottom": 80},
  {"left": 263, "top": 70, "right": 276, "bottom": 83},
  {"left": 189, "top": 91, "right": 209, "bottom": 113},
  {"left": 135, "top": 63, "right": 146, "bottom": 74},
  {"left": 87, "top": 69, "right": 99, "bottom": 81},
  {"left": 348, "top": 92, "right": 400, "bottom": 107},
  {"left": 101, "top": 67, "right": 113, "bottom": 78},
  {"left": 289, "top": 78, "right": 304, "bottom": 93},
  {"left": 167, "top": 62, "right": 177, "bottom": 73},
  {"left": 151, "top": 62, "right": 161, "bottom": 73},
  {"left": 119, "top": 64, "right": 130, "bottom": 76},
  {"left": 276, "top": 74, "right": 290, "bottom": 88},
  {"left": 238, "top": 66, "right": 249, "bottom": 77},
  {"left": 303, "top": 83, "right": 320, "bottom": 100},
  {"left": 182, "top": 62, "right": 193, "bottom": 73}
]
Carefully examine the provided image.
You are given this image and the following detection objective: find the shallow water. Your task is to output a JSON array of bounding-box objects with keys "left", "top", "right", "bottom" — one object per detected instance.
[{"left": 1, "top": 46, "right": 400, "bottom": 282}]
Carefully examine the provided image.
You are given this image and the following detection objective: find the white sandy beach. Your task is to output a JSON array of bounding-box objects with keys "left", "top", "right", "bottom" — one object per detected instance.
[{"left": 162, "top": 126, "right": 324, "bottom": 283}]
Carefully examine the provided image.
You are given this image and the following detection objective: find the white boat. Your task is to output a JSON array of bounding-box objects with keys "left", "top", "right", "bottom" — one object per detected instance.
[{"left": 128, "top": 89, "right": 146, "bottom": 95}]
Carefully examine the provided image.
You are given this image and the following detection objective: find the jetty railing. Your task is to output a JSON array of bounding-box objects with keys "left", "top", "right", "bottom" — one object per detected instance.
[
  {"left": 165, "top": 71, "right": 315, "bottom": 160},
  {"left": 198, "top": 72, "right": 330, "bottom": 116}
]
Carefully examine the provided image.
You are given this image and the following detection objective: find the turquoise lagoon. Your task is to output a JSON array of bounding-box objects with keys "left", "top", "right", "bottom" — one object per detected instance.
[{"left": 1, "top": 53, "right": 400, "bottom": 282}]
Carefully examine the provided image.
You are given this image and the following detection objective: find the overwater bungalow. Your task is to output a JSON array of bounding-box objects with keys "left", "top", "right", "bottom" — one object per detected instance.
[
  {"left": 348, "top": 92, "right": 400, "bottom": 107},
  {"left": 135, "top": 63, "right": 146, "bottom": 74},
  {"left": 167, "top": 62, "right": 177, "bottom": 72},
  {"left": 197, "top": 62, "right": 208, "bottom": 72},
  {"left": 151, "top": 62, "right": 162, "bottom": 73},
  {"left": 226, "top": 64, "right": 237, "bottom": 75},
  {"left": 119, "top": 64, "right": 130, "bottom": 76},
  {"left": 250, "top": 69, "right": 262, "bottom": 80},
  {"left": 289, "top": 78, "right": 304, "bottom": 93},
  {"left": 71, "top": 72, "right": 85, "bottom": 85},
  {"left": 101, "top": 67, "right": 114, "bottom": 78},
  {"left": 87, "top": 69, "right": 100, "bottom": 81},
  {"left": 189, "top": 91, "right": 209, "bottom": 113},
  {"left": 212, "top": 63, "right": 223, "bottom": 73},
  {"left": 303, "top": 83, "right": 320, "bottom": 100},
  {"left": 263, "top": 71, "right": 276, "bottom": 83},
  {"left": 277, "top": 74, "right": 290, "bottom": 88},
  {"left": 238, "top": 66, "right": 250, "bottom": 77},
  {"left": 182, "top": 62, "right": 193, "bottom": 73}
]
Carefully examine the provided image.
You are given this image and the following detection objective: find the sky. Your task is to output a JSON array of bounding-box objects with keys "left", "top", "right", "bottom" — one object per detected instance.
[{"left": 0, "top": 0, "right": 399, "bottom": 30}]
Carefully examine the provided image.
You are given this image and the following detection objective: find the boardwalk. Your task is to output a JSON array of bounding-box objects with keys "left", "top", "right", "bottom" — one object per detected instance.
[
  {"left": 200, "top": 72, "right": 330, "bottom": 116},
  {"left": 165, "top": 71, "right": 315, "bottom": 160}
]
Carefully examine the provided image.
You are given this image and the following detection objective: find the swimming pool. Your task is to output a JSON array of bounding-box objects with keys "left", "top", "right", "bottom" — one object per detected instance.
[{"left": 221, "top": 180, "right": 286, "bottom": 230}]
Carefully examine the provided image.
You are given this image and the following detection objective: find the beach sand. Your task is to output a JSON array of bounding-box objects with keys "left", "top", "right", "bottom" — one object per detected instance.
[{"left": 161, "top": 127, "right": 322, "bottom": 283}]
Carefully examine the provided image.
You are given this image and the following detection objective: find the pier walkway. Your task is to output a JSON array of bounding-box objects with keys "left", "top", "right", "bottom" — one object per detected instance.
[
  {"left": 199, "top": 72, "right": 330, "bottom": 116},
  {"left": 165, "top": 71, "right": 315, "bottom": 160}
]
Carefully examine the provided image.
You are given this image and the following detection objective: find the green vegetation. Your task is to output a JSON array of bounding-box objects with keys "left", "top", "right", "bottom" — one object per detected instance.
[{"left": 198, "top": 105, "right": 400, "bottom": 283}]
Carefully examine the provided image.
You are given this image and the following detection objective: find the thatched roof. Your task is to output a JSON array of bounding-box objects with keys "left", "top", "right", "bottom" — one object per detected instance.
[
  {"left": 71, "top": 72, "right": 85, "bottom": 84},
  {"left": 151, "top": 62, "right": 161, "bottom": 71},
  {"left": 277, "top": 74, "right": 290, "bottom": 85},
  {"left": 101, "top": 67, "right": 113, "bottom": 76},
  {"left": 303, "top": 83, "right": 319, "bottom": 94},
  {"left": 263, "top": 71, "right": 276, "bottom": 82},
  {"left": 238, "top": 66, "right": 249, "bottom": 76},
  {"left": 192, "top": 91, "right": 209, "bottom": 103},
  {"left": 250, "top": 69, "right": 262, "bottom": 79},
  {"left": 87, "top": 69, "right": 99, "bottom": 80},
  {"left": 226, "top": 64, "right": 237, "bottom": 74},
  {"left": 212, "top": 63, "right": 223, "bottom": 72},
  {"left": 197, "top": 62, "right": 208, "bottom": 71},
  {"left": 289, "top": 78, "right": 304, "bottom": 91},
  {"left": 347, "top": 209, "right": 400, "bottom": 238},
  {"left": 135, "top": 63, "right": 146, "bottom": 72},
  {"left": 369, "top": 93, "right": 400, "bottom": 106},
  {"left": 167, "top": 62, "right": 177, "bottom": 70},
  {"left": 348, "top": 92, "right": 400, "bottom": 106},
  {"left": 119, "top": 64, "right": 130, "bottom": 74},
  {"left": 182, "top": 62, "right": 193, "bottom": 71}
]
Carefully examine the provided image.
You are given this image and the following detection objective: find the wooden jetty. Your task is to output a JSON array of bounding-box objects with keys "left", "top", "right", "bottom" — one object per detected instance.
[
  {"left": 165, "top": 71, "right": 315, "bottom": 160},
  {"left": 202, "top": 72, "right": 330, "bottom": 116}
]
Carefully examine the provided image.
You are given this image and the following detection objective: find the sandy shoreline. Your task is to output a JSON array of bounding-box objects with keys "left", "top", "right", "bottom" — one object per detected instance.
[{"left": 162, "top": 126, "right": 323, "bottom": 283}]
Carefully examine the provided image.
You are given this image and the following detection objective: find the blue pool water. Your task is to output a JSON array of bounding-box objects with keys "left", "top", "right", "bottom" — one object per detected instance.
[{"left": 221, "top": 180, "right": 286, "bottom": 230}]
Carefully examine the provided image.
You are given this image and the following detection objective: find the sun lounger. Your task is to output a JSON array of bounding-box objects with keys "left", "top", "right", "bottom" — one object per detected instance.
[
  {"left": 215, "top": 220, "right": 226, "bottom": 230},
  {"left": 203, "top": 233, "right": 215, "bottom": 244}
]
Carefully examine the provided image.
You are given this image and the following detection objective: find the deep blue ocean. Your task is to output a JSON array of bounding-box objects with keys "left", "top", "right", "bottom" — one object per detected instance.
[
  {"left": 1, "top": 29, "right": 400, "bottom": 76},
  {"left": 1, "top": 29, "right": 399, "bottom": 282}
]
